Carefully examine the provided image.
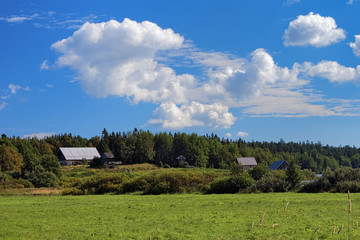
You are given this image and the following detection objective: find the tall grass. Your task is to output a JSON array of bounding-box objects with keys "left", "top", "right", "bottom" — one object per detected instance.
[{"left": 0, "top": 193, "right": 359, "bottom": 239}]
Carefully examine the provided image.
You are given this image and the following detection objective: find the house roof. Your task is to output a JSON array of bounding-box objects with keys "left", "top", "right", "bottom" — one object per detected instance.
[
  {"left": 102, "top": 152, "right": 115, "bottom": 159},
  {"left": 59, "top": 147, "right": 100, "bottom": 161},
  {"left": 269, "top": 160, "right": 287, "bottom": 170},
  {"left": 176, "top": 155, "right": 186, "bottom": 160},
  {"left": 236, "top": 157, "right": 257, "bottom": 166}
]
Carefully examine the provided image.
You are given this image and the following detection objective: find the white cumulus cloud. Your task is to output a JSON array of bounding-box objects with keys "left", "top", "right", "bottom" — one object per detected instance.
[
  {"left": 148, "top": 101, "right": 236, "bottom": 129},
  {"left": 223, "top": 48, "right": 298, "bottom": 102},
  {"left": 350, "top": 35, "right": 360, "bottom": 57},
  {"left": 283, "top": 12, "right": 346, "bottom": 47},
  {"left": 52, "top": 19, "right": 187, "bottom": 103},
  {"left": 302, "top": 61, "right": 360, "bottom": 83},
  {"left": 52, "top": 19, "right": 360, "bottom": 129}
]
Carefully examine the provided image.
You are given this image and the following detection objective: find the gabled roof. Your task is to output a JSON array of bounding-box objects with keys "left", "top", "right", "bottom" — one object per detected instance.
[
  {"left": 237, "top": 157, "right": 257, "bottom": 166},
  {"left": 59, "top": 147, "right": 100, "bottom": 160},
  {"left": 269, "top": 160, "right": 287, "bottom": 170},
  {"left": 102, "top": 152, "right": 115, "bottom": 159},
  {"left": 176, "top": 155, "right": 186, "bottom": 160}
]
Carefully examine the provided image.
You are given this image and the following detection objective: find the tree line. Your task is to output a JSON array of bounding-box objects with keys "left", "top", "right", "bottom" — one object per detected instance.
[
  {"left": 90, "top": 128, "right": 360, "bottom": 172},
  {"left": 1, "top": 128, "right": 360, "bottom": 175}
]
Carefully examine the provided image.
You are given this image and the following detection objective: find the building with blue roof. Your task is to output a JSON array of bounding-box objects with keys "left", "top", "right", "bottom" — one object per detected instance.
[{"left": 269, "top": 160, "right": 288, "bottom": 170}]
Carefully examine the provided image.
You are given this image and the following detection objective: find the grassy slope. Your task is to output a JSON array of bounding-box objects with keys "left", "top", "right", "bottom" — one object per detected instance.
[{"left": 0, "top": 193, "right": 359, "bottom": 239}]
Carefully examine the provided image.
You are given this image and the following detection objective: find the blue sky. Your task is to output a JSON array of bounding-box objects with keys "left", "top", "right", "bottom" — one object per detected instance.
[{"left": 1, "top": 0, "right": 360, "bottom": 147}]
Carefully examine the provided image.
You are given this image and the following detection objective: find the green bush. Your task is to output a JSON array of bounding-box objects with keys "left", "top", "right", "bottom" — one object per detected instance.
[
  {"left": 24, "top": 165, "right": 59, "bottom": 188},
  {"left": 0, "top": 178, "right": 33, "bottom": 189},
  {"left": 255, "top": 171, "right": 288, "bottom": 193},
  {"left": 334, "top": 181, "right": 360, "bottom": 193},
  {"left": 63, "top": 168, "right": 96, "bottom": 178},
  {"left": 300, "top": 167, "right": 360, "bottom": 193},
  {"left": 59, "top": 177, "right": 79, "bottom": 188},
  {"left": 78, "top": 174, "right": 130, "bottom": 194},
  {"left": 122, "top": 171, "right": 217, "bottom": 195},
  {"left": 143, "top": 171, "right": 189, "bottom": 194},
  {"left": 60, "top": 169, "right": 224, "bottom": 195},
  {"left": 206, "top": 172, "right": 254, "bottom": 194},
  {"left": 62, "top": 187, "right": 83, "bottom": 195},
  {"left": 299, "top": 178, "right": 331, "bottom": 193},
  {"left": 90, "top": 157, "right": 104, "bottom": 168},
  {"left": 249, "top": 164, "right": 269, "bottom": 180},
  {"left": 122, "top": 178, "right": 150, "bottom": 193}
]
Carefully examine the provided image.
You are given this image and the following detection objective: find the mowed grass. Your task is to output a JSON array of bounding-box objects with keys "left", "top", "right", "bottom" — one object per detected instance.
[{"left": 0, "top": 193, "right": 359, "bottom": 239}]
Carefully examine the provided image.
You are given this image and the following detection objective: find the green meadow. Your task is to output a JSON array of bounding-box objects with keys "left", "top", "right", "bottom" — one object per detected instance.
[{"left": 0, "top": 193, "right": 359, "bottom": 239}]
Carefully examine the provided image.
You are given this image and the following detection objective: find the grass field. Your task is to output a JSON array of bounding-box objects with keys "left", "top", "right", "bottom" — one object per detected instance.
[{"left": 0, "top": 193, "right": 359, "bottom": 239}]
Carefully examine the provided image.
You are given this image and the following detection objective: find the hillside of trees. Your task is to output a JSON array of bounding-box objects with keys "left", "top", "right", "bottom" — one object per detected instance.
[
  {"left": 1, "top": 128, "right": 360, "bottom": 193},
  {"left": 1, "top": 128, "right": 359, "bottom": 173}
]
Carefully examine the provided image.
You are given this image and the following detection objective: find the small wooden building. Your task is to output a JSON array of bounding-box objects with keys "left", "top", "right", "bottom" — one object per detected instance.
[
  {"left": 58, "top": 147, "right": 101, "bottom": 166},
  {"left": 269, "top": 160, "right": 288, "bottom": 170},
  {"left": 176, "top": 155, "right": 187, "bottom": 166},
  {"left": 236, "top": 157, "right": 257, "bottom": 170},
  {"left": 101, "top": 152, "right": 115, "bottom": 162},
  {"left": 101, "top": 152, "right": 122, "bottom": 168}
]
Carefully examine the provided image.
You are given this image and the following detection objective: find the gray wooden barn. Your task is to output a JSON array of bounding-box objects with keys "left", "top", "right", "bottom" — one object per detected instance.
[{"left": 58, "top": 147, "right": 101, "bottom": 166}]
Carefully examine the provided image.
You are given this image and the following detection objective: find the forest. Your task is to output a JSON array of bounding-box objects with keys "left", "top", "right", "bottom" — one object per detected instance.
[{"left": 1, "top": 128, "right": 360, "bottom": 193}]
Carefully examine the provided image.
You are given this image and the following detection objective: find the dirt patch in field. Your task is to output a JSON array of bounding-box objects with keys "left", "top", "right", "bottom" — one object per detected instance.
[{"left": 0, "top": 188, "right": 62, "bottom": 196}]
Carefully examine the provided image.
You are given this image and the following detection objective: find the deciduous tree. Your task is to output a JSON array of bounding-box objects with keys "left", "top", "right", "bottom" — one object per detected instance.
[{"left": 0, "top": 144, "right": 23, "bottom": 173}]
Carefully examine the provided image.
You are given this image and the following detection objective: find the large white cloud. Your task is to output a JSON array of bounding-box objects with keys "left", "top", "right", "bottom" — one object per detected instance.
[
  {"left": 52, "top": 19, "right": 192, "bottom": 104},
  {"left": 350, "top": 35, "right": 360, "bottom": 57},
  {"left": 283, "top": 12, "right": 346, "bottom": 47},
  {"left": 52, "top": 19, "right": 360, "bottom": 129}
]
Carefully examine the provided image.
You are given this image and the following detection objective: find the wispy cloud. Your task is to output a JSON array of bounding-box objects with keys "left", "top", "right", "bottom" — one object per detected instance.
[
  {"left": 347, "top": 0, "right": 356, "bottom": 5},
  {"left": 8, "top": 84, "right": 30, "bottom": 94},
  {"left": 225, "top": 133, "right": 232, "bottom": 138},
  {"left": 1, "top": 84, "right": 31, "bottom": 110},
  {"left": 0, "top": 102, "right": 7, "bottom": 111},
  {"left": 0, "top": 13, "right": 38, "bottom": 23},
  {"left": 283, "top": 0, "right": 301, "bottom": 6},
  {"left": 40, "top": 60, "right": 49, "bottom": 70},
  {"left": 237, "top": 131, "right": 249, "bottom": 138},
  {"left": 0, "top": 11, "right": 104, "bottom": 30},
  {"left": 23, "top": 132, "right": 55, "bottom": 139}
]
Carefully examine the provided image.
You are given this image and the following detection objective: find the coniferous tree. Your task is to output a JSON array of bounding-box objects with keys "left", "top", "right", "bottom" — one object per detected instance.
[{"left": 286, "top": 160, "right": 301, "bottom": 189}]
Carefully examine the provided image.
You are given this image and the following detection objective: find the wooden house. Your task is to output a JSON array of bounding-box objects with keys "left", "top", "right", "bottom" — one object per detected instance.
[
  {"left": 176, "top": 155, "right": 187, "bottom": 166},
  {"left": 101, "top": 152, "right": 122, "bottom": 168},
  {"left": 236, "top": 157, "right": 257, "bottom": 170}
]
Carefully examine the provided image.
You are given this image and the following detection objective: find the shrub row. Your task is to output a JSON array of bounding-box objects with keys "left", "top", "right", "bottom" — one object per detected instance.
[
  {"left": 300, "top": 167, "right": 360, "bottom": 193},
  {"left": 62, "top": 170, "right": 222, "bottom": 195},
  {"left": 0, "top": 178, "right": 33, "bottom": 189}
]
